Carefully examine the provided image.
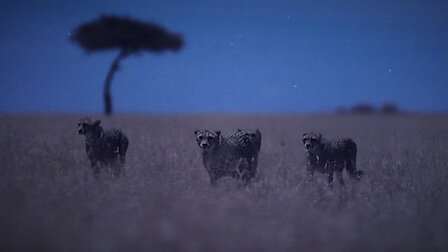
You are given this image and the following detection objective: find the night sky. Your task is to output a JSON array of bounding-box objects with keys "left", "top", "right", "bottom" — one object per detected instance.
[{"left": 0, "top": 0, "right": 447, "bottom": 113}]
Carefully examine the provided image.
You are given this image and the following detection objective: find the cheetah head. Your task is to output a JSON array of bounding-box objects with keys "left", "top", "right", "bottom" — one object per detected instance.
[
  {"left": 302, "top": 132, "right": 322, "bottom": 152},
  {"left": 78, "top": 117, "right": 101, "bottom": 135},
  {"left": 194, "top": 129, "right": 221, "bottom": 150}
]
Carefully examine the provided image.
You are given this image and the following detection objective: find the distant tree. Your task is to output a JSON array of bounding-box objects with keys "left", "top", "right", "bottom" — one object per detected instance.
[
  {"left": 380, "top": 102, "right": 399, "bottom": 114},
  {"left": 335, "top": 106, "right": 347, "bottom": 114},
  {"left": 71, "top": 15, "right": 183, "bottom": 115},
  {"left": 351, "top": 103, "right": 375, "bottom": 114}
]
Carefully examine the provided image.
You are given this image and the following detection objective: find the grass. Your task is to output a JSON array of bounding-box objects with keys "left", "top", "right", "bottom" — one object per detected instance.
[{"left": 0, "top": 114, "right": 447, "bottom": 251}]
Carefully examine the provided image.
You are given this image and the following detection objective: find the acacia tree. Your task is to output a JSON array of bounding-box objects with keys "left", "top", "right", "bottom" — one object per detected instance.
[{"left": 71, "top": 15, "right": 183, "bottom": 115}]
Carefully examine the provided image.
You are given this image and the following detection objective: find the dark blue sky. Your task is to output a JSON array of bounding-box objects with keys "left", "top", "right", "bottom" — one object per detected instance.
[{"left": 0, "top": 0, "right": 447, "bottom": 113}]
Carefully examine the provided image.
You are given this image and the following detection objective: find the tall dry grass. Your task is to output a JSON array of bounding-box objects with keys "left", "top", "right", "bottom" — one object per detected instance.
[{"left": 1, "top": 114, "right": 447, "bottom": 251}]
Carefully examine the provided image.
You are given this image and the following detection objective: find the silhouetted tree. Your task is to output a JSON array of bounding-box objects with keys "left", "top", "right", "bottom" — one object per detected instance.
[
  {"left": 351, "top": 103, "right": 375, "bottom": 114},
  {"left": 71, "top": 15, "right": 183, "bottom": 115},
  {"left": 335, "top": 106, "right": 348, "bottom": 114},
  {"left": 380, "top": 102, "right": 399, "bottom": 114}
]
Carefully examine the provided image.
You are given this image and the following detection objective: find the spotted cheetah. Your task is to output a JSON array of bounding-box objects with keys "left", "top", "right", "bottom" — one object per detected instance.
[
  {"left": 195, "top": 129, "right": 261, "bottom": 184},
  {"left": 78, "top": 117, "right": 129, "bottom": 178},
  {"left": 302, "top": 132, "right": 363, "bottom": 187}
]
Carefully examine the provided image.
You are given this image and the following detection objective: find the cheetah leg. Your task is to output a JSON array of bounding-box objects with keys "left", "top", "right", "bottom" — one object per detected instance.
[
  {"left": 347, "top": 158, "right": 363, "bottom": 180},
  {"left": 336, "top": 171, "right": 344, "bottom": 185},
  {"left": 90, "top": 159, "right": 96, "bottom": 167},
  {"left": 111, "top": 163, "right": 121, "bottom": 180},
  {"left": 334, "top": 161, "right": 345, "bottom": 185},
  {"left": 251, "top": 156, "right": 258, "bottom": 178},
  {"left": 328, "top": 171, "right": 334, "bottom": 188},
  {"left": 209, "top": 176, "right": 218, "bottom": 185},
  {"left": 119, "top": 149, "right": 127, "bottom": 165},
  {"left": 357, "top": 170, "right": 364, "bottom": 179},
  {"left": 119, "top": 135, "right": 128, "bottom": 165},
  {"left": 236, "top": 158, "right": 250, "bottom": 181},
  {"left": 93, "top": 162, "right": 101, "bottom": 179},
  {"left": 306, "top": 161, "right": 315, "bottom": 179},
  {"left": 208, "top": 169, "right": 220, "bottom": 185}
]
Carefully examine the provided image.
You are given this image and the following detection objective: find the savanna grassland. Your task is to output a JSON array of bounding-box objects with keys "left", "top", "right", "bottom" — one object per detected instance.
[{"left": 1, "top": 114, "right": 447, "bottom": 251}]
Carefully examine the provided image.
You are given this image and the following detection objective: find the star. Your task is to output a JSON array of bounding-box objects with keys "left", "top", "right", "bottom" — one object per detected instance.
[{"left": 388, "top": 68, "right": 392, "bottom": 72}]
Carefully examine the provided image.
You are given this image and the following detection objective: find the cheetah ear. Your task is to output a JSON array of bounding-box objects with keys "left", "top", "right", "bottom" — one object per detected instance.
[
  {"left": 194, "top": 129, "right": 199, "bottom": 135},
  {"left": 94, "top": 120, "right": 101, "bottom": 126}
]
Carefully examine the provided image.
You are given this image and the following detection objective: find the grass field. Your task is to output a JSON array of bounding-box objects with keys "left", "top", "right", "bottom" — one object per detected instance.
[{"left": 1, "top": 114, "right": 447, "bottom": 251}]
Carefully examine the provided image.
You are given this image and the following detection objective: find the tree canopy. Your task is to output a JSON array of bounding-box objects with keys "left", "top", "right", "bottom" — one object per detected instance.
[{"left": 71, "top": 15, "right": 183, "bottom": 53}]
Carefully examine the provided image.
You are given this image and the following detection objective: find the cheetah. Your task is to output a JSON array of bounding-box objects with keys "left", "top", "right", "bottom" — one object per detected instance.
[
  {"left": 302, "top": 132, "right": 363, "bottom": 187},
  {"left": 78, "top": 117, "right": 129, "bottom": 178},
  {"left": 194, "top": 129, "right": 261, "bottom": 184}
]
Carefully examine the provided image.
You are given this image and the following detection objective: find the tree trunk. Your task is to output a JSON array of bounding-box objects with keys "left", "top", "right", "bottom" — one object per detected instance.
[{"left": 104, "top": 50, "right": 129, "bottom": 116}]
